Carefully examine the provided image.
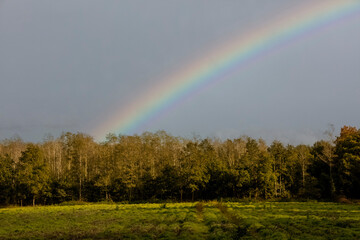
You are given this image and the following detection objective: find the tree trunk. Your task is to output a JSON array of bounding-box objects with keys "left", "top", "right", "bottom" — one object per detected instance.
[
  {"left": 329, "top": 163, "right": 336, "bottom": 198},
  {"left": 192, "top": 191, "right": 194, "bottom": 202},
  {"left": 79, "top": 155, "right": 82, "bottom": 201},
  {"left": 302, "top": 164, "right": 305, "bottom": 188},
  {"left": 33, "top": 197, "right": 35, "bottom": 207},
  {"left": 85, "top": 155, "right": 88, "bottom": 180},
  {"left": 180, "top": 189, "right": 183, "bottom": 202},
  {"left": 79, "top": 176, "right": 82, "bottom": 201}
]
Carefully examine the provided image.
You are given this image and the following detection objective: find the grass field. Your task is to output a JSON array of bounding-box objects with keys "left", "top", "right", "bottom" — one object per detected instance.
[{"left": 1, "top": 201, "right": 360, "bottom": 239}]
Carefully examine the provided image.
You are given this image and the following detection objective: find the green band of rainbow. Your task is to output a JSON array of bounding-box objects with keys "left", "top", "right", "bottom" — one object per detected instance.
[{"left": 93, "top": 0, "right": 360, "bottom": 140}]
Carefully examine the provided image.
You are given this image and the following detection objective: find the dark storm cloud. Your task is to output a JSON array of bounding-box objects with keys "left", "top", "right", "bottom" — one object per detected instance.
[{"left": 0, "top": 0, "right": 359, "bottom": 144}]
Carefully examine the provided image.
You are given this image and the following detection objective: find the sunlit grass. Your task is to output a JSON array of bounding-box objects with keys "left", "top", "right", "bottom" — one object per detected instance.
[{"left": 0, "top": 202, "right": 360, "bottom": 239}]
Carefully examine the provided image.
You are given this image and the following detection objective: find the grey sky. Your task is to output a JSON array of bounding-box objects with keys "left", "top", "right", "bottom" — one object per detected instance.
[{"left": 0, "top": 0, "right": 359, "bottom": 144}]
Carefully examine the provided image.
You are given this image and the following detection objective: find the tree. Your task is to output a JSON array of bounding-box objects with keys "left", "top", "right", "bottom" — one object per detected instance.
[
  {"left": 178, "top": 140, "right": 211, "bottom": 201},
  {"left": 16, "top": 144, "right": 49, "bottom": 206},
  {"left": 334, "top": 126, "right": 360, "bottom": 198},
  {"left": 0, "top": 154, "right": 15, "bottom": 204},
  {"left": 115, "top": 135, "right": 142, "bottom": 201},
  {"left": 268, "top": 141, "right": 287, "bottom": 197},
  {"left": 295, "top": 145, "right": 312, "bottom": 196},
  {"left": 60, "top": 132, "right": 95, "bottom": 201},
  {"left": 242, "top": 138, "right": 275, "bottom": 199},
  {"left": 94, "top": 141, "right": 115, "bottom": 201},
  {"left": 42, "top": 134, "right": 63, "bottom": 181},
  {"left": 1, "top": 136, "right": 26, "bottom": 164},
  {"left": 310, "top": 140, "right": 335, "bottom": 198}
]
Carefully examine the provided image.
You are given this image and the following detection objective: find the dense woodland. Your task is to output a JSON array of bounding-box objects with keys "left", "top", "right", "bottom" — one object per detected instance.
[{"left": 0, "top": 126, "right": 359, "bottom": 206}]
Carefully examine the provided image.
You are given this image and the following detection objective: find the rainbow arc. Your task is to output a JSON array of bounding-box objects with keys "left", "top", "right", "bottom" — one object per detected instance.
[{"left": 93, "top": 0, "right": 360, "bottom": 140}]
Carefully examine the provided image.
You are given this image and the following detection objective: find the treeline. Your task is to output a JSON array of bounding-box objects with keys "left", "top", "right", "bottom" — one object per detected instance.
[{"left": 0, "top": 126, "right": 359, "bottom": 206}]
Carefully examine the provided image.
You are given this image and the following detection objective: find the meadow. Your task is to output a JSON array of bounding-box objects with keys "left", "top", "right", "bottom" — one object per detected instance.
[{"left": 1, "top": 201, "right": 360, "bottom": 239}]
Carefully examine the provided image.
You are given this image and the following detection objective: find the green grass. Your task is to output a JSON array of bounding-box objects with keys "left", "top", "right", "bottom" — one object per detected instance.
[{"left": 1, "top": 202, "right": 360, "bottom": 239}]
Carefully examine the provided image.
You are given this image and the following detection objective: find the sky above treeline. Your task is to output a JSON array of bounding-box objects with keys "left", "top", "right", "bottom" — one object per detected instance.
[{"left": 0, "top": 0, "right": 359, "bottom": 145}]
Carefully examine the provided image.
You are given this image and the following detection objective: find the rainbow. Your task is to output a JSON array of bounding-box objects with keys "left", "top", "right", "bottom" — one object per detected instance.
[{"left": 93, "top": 0, "right": 360, "bottom": 140}]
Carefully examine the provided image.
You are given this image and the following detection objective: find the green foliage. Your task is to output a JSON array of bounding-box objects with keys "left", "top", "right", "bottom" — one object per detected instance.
[
  {"left": 0, "top": 126, "right": 359, "bottom": 205},
  {"left": 16, "top": 144, "right": 49, "bottom": 206},
  {"left": 309, "top": 140, "right": 335, "bottom": 199},
  {"left": 334, "top": 126, "right": 360, "bottom": 198},
  {"left": 0, "top": 154, "right": 15, "bottom": 204}
]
